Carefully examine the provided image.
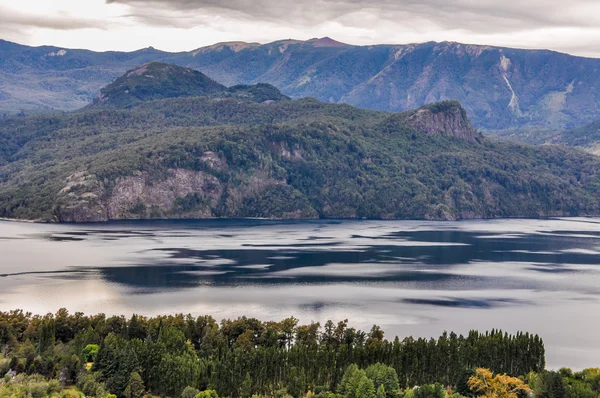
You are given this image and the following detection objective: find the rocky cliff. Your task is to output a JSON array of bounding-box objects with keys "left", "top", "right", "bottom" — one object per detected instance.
[{"left": 399, "top": 101, "right": 480, "bottom": 143}]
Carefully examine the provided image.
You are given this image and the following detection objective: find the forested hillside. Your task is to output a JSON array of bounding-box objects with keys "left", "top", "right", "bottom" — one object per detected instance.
[
  {"left": 485, "top": 118, "right": 600, "bottom": 155},
  {"left": 3, "top": 38, "right": 600, "bottom": 131},
  {"left": 1, "top": 64, "right": 600, "bottom": 222}
]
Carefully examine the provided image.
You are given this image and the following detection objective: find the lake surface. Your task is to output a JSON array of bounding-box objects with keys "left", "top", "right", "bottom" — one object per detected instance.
[{"left": 1, "top": 217, "right": 600, "bottom": 369}]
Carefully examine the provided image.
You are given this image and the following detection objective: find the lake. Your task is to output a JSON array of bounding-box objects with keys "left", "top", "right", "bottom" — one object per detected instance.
[{"left": 1, "top": 217, "right": 600, "bottom": 369}]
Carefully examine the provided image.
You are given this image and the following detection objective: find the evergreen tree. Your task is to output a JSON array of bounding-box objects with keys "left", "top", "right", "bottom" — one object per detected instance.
[{"left": 124, "top": 371, "right": 145, "bottom": 398}]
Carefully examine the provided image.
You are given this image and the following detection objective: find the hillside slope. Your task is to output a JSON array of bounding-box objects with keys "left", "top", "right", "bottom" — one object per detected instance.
[
  {"left": 1, "top": 65, "right": 600, "bottom": 222},
  {"left": 556, "top": 120, "right": 600, "bottom": 154},
  {"left": 487, "top": 118, "right": 600, "bottom": 154},
  {"left": 2, "top": 39, "right": 600, "bottom": 131}
]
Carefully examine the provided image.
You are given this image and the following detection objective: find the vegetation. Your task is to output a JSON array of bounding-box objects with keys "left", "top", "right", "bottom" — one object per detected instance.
[
  {"left": 487, "top": 119, "right": 600, "bottom": 154},
  {"left": 0, "top": 309, "right": 550, "bottom": 398},
  {"left": 94, "top": 62, "right": 227, "bottom": 108},
  {"left": 93, "top": 63, "right": 289, "bottom": 108},
  {"left": 2, "top": 67, "right": 600, "bottom": 222}
]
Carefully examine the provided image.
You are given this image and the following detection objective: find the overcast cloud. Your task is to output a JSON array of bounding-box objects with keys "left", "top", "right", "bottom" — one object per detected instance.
[{"left": 1, "top": 0, "right": 600, "bottom": 57}]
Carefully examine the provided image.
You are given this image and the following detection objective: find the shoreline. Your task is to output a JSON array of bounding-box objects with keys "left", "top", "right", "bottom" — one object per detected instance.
[{"left": 1, "top": 214, "right": 599, "bottom": 225}]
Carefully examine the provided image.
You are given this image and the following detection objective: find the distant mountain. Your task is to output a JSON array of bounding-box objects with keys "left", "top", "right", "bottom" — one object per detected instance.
[
  {"left": 2, "top": 38, "right": 600, "bottom": 132},
  {"left": 92, "top": 62, "right": 288, "bottom": 107},
  {"left": 94, "top": 62, "right": 227, "bottom": 107},
  {"left": 1, "top": 64, "right": 600, "bottom": 222}
]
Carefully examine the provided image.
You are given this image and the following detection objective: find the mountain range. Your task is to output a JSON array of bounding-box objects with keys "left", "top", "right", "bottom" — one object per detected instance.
[
  {"left": 1, "top": 62, "right": 600, "bottom": 222},
  {"left": 2, "top": 38, "right": 600, "bottom": 134}
]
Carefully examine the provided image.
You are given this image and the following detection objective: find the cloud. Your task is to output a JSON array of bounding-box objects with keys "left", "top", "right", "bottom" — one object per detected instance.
[
  {"left": 0, "top": 5, "right": 107, "bottom": 31},
  {"left": 4, "top": 0, "right": 600, "bottom": 57},
  {"left": 105, "top": 0, "right": 600, "bottom": 34}
]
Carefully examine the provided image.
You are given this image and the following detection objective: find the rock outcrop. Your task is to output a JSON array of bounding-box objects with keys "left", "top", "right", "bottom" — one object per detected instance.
[
  {"left": 381, "top": 101, "right": 481, "bottom": 143},
  {"left": 401, "top": 101, "right": 481, "bottom": 143}
]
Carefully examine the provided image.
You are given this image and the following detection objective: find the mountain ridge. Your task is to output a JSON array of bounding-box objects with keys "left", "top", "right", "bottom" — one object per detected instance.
[{"left": 2, "top": 38, "right": 600, "bottom": 133}]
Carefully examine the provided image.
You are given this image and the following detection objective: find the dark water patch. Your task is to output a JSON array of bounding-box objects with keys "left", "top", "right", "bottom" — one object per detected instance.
[
  {"left": 150, "top": 238, "right": 600, "bottom": 271},
  {"left": 298, "top": 301, "right": 352, "bottom": 312},
  {"left": 241, "top": 242, "right": 342, "bottom": 248},
  {"left": 525, "top": 265, "right": 581, "bottom": 274},
  {"left": 401, "top": 297, "right": 529, "bottom": 308},
  {"left": 80, "top": 261, "right": 545, "bottom": 292},
  {"left": 44, "top": 236, "right": 85, "bottom": 242},
  {"left": 302, "top": 236, "right": 335, "bottom": 241}
]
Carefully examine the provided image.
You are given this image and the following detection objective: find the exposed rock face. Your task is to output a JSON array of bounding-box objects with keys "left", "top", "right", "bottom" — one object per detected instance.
[
  {"left": 107, "top": 169, "right": 223, "bottom": 219},
  {"left": 55, "top": 172, "right": 108, "bottom": 222},
  {"left": 52, "top": 167, "right": 318, "bottom": 222},
  {"left": 401, "top": 101, "right": 480, "bottom": 142}
]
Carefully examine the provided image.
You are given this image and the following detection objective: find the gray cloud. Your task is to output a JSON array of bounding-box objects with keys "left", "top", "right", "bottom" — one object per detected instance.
[
  {"left": 0, "top": 6, "right": 107, "bottom": 31},
  {"left": 105, "top": 0, "right": 600, "bottom": 34}
]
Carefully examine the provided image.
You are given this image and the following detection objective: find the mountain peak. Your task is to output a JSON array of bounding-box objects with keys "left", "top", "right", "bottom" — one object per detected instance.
[
  {"left": 94, "top": 62, "right": 226, "bottom": 107},
  {"left": 307, "top": 37, "right": 350, "bottom": 47},
  {"left": 193, "top": 41, "right": 260, "bottom": 55}
]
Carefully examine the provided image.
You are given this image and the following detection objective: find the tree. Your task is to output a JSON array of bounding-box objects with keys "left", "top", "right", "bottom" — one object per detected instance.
[
  {"left": 128, "top": 314, "right": 147, "bottom": 341},
  {"left": 37, "top": 317, "right": 55, "bottom": 355},
  {"left": 82, "top": 344, "right": 99, "bottom": 362},
  {"left": 196, "top": 390, "right": 219, "bottom": 398},
  {"left": 240, "top": 372, "right": 252, "bottom": 398},
  {"left": 181, "top": 386, "right": 200, "bottom": 398},
  {"left": 288, "top": 366, "right": 307, "bottom": 398},
  {"left": 366, "top": 363, "right": 399, "bottom": 398},
  {"left": 413, "top": 384, "right": 446, "bottom": 398},
  {"left": 530, "top": 371, "right": 566, "bottom": 398},
  {"left": 468, "top": 368, "right": 532, "bottom": 398},
  {"left": 124, "top": 371, "right": 145, "bottom": 398},
  {"left": 356, "top": 376, "right": 376, "bottom": 398}
]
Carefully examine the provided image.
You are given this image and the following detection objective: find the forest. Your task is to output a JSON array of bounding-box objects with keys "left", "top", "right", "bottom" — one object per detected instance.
[
  {"left": 2, "top": 93, "right": 600, "bottom": 222},
  {"left": 1, "top": 309, "right": 596, "bottom": 398}
]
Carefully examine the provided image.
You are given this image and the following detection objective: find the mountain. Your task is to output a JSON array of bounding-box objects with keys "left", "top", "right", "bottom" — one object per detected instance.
[
  {"left": 94, "top": 62, "right": 227, "bottom": 107},
  {"left": 92, "top": 62, "right": 288, "bottom": 107},
  {"left": 2, "top": 39, "right": 600, "bottom": 132},
  {"left": 1, "top": 64, "right": 600, "bottom": 222}
]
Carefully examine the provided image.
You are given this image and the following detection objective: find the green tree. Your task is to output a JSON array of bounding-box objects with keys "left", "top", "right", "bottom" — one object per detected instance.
[
  {"left": 356, "top": 376, "right": 376, "bottom": 398},
  {"left": 181, "top": 386, "right": 200, "bottom": 398},
  {"left": 82, "top": 344, "right": 99, "bottom": 362},
  {"left": 196, "top": 390, "right": 219, "bottom": 398},
  {"left": 366, "top": 364, "right": 399, "bottom": 398},
  {"left": 124, "top": 371, "right": 145, "bottom": 398},
  {"left": 240, "top": 372, "right": 252, "bottom": 398}
]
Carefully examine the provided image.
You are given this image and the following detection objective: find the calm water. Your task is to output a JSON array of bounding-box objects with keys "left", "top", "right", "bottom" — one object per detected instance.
[{"left": 1, "top": 218, "right": 600, "bottom": 369}]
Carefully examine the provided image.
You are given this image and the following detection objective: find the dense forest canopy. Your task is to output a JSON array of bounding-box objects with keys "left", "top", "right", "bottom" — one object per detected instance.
[
  {"left": 1, "top": 64, "right": 600, "bottom": 222},
  {"left": 0, "top": 309, "right": 557, "bottom": 398}
]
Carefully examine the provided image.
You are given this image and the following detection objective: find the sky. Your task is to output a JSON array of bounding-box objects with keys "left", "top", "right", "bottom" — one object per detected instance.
[{"left": 1, "top": 0, "right": 600, "bottom": 57}]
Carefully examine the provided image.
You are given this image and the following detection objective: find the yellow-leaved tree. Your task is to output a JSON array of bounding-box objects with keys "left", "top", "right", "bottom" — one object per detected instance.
[{"left": 468, "top": 368, "right": 532, "bottom": 398}]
